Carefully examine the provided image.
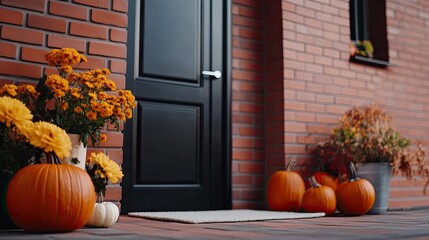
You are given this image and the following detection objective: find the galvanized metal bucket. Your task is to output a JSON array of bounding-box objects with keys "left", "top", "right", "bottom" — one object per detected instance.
[{"left": 357, "top": 162, "right": 392, "bottom": 214}]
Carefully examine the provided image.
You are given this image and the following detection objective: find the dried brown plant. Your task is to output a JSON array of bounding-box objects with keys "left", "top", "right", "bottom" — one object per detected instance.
[
  {"left": 317, "top": 103, "right": 429, "bottom": 193},
  {"left": 392, "top": 144, "right": 429, "bottom": 193}
]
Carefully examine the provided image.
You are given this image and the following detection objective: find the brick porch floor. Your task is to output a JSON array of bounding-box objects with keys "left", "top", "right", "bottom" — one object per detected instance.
[{"left": 1, "top": 207, "right": 429, "bottom": 240}]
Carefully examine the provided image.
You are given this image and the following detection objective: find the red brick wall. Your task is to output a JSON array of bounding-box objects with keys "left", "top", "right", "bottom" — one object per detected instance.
[
  {"left": 232, "top": 0, "right": 429, "bottom": 209},
  {"left": 2, "top": 0, "right": 428, "bottom": 210},
  {"left": 231, "top": 0, "right": 266, "bottom": 209},
  {"left": 383, "top": 0, "right": 429, "bottom": 208},
  {"left": 264, "top": 0, "right": 287, "bottom": 183},
  {"left": 0, "top": 0, "right": 127, "bottom": 205},
  {"left": 278, "top": 0, "right": 351, "bottom": 192}
]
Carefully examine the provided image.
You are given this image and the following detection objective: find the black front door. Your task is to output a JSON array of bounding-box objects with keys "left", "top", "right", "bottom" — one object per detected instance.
[{"left": 122, "top": 0, "right": 230, "bottom": 212}]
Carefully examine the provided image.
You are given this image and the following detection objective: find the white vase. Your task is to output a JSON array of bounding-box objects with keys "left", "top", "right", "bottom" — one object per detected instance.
[{"left": 63, "top": 133, "right": 87, "bottom": 170}]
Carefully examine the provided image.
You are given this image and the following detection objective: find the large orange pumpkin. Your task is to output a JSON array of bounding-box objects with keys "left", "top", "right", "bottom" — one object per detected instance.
[
  {"left": 7, "top": 164, "right": 96, "bottom": 232},
  {"left": 302, "top": 176, "right": 336, "bottom": 215},
  {"left": 267, "top": 161, "right": 305, "bottom": 211},
  {"left": 336, "top": 162, "right": 375, "bottom": 216},
  {"left": 313, "top": 171, "right": 339, "bottom": 191}
]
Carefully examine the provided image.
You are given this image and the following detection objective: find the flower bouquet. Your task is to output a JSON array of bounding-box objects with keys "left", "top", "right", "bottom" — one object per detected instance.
[
  {"left": 0, "top": 96, "right": 71, "bottom": 174},
  {"left": 0, "top": 96, "right": 97, "bottom": 232},
  {"left": 0, "top": 48, "right": 136, "bottom": 167},
  {"left": 37, "top": 48, "right": 136, "bottom": 147},
  {"left": 86, "top": 152, "right": 123, "bottom": 200}
]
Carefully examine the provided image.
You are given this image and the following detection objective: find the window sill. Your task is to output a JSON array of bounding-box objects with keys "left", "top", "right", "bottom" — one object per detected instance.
[{"left": 350, "top": 55, "right": 390, "bottom": 67}]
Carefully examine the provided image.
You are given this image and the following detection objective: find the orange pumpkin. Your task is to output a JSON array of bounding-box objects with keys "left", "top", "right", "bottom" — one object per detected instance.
[
  {"left": 336, "top": 162, "right": 375, "bottom": 216},
  {"left": 313, "top": 171, "right": 339, "bottom": 191},
  {"left": 7, "top": 164, "right": 96, "bottom": 232},
  {"left": 302, "top": 176, "right": 336, "bottom": 215},
  {"left": 267, "top": 161, "right": 305, "bottom": 211}
]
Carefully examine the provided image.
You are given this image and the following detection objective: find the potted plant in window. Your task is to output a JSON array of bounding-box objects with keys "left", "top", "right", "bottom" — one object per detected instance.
[
  {"left": 317, "top": 103, "right": 428, "bottom": 214},
  {"left": 350, "top": 40, "right": 374, "bottom": 58}
]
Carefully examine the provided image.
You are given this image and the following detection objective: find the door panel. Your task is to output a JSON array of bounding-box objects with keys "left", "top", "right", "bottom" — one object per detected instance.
[
  {"left": 123, "top": 0, "right": 230, "bottom": 212},
  {"left": 137, "top": 101, "right": 200, "bottom": 184},
  {"left": 142, "top": 0, "right": 199, "bottom": 81}
]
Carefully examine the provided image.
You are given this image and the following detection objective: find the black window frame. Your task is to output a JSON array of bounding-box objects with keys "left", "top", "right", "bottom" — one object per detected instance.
[{"left": 349, "top": 0, "right": 389, "bottom": 67}]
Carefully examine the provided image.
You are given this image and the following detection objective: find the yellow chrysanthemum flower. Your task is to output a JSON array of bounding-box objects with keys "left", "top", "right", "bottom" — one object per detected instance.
[
  {"left": 97, "top": 74, "right": 107, "bottom": 83},
  {"left": 85, "top": 81, "right": 95, "bottom": 89},
  {"left": 100, "top": 102, "right": 113, "bottom": 112},
  {"left": 91, "top": 102, "right": 102, "bottom": 112},
  {"left": 70, "top": 88, "right": 82, "bottom": 99},
  {"left": 17, "top": 84, "right": 37, "bottom": 95},
  {"left": 26, "top": 121, "right": 71, "bottom": 159},
  {"left": 0, "top": 96, "right": 33, "bottom": 128},
  {"left": 86, "top": 111, "right": 97, "bottom": 120},
  {"left": 80, "top": 72, "right": 93, "bottom": 82},
  {"left": 113, "top": 107, "right": 122, "bottom": 116},
  {"left": 105, "top": 80, "right": 116, "bottom": 91},
  {"left": 55, "top": 48, "right": 82, "bottom": 66},
  {"left": 88, "top": 152, "right": 123, "bottom": 183},
  {"left": 116, "top": 112, "right": 126, "bottom": 121},
  {"left": 59, "top": 65, "right": 73, "bottom": 74},
  {"left": 101, "top": 68, "right": 110, "bottom": 75},
  {"left": 0, "top": 84, "right": 18, "bottom": 97},
  {"left": 60, "top": 102, "right": 69, "bottom": 110},
  {"left": 100, "top": 134, "right": 107, "bottom": 142},
  {"left": 67, "top": 72, "right": 79, "bottom": 84},
  {"left": 118, "top": 90, "right": 136, "bottom": 107},
  {"left": 74, "top": 106, "right": 83, "bottom": 114},
  {"left": 124, "top": 108, "right": 133, "bottom": 119},
  {"left": 116, "top": 96, "right": 127, "bottom": 104},
  {"left": 98, "top": 92, "right": 108, "bottom": 100},
  {"left": 80, "top": 55, "right": 88, "bottom": 63},
  {"left": 88, "top": 92, "right": 97, "bottom": 100},
  {"left": 45, "top": 48, "right": 84, "bottom": 66},
  {"left": 17, "top": 121, "right": 34, "bottom": 141},
  {"left": 70, "top": 52, "right": 81, "bottom": 65},
  {"left": 46, "top": 75, "right": 69, "bottom": 92},
  {"left": 45, "top": 49, "right": 60, "bottom": 66},
  {"left": 53, "top": 89, "right": 65, "bottom": 98},
  {"left": 93, "top": 69, "right": 103, "bottom": 75}
]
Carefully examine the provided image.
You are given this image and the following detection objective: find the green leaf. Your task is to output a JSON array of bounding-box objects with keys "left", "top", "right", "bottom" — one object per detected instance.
[{"left": 71, "top": 157, "right": 80, "bottom": 165}]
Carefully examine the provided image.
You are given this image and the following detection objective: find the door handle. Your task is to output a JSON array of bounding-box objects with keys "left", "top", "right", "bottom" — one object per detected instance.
[{"left": 202, "top": 70, "right": 222, "bottom": 79}]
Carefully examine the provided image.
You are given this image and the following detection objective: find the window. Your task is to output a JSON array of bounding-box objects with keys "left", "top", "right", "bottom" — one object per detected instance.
[{"left": 349, "top": 0, "right": 389, "bottom": 66}]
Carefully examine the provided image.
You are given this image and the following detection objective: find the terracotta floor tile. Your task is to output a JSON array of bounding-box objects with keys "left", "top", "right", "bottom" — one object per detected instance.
[{"left": 1, "top": 208, "right": 429, "bottom": 239}]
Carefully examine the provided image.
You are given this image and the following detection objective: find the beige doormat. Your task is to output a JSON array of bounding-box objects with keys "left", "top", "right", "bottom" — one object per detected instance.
[{"left": 128, "top": 209, "right": 325, "bottom": 224}]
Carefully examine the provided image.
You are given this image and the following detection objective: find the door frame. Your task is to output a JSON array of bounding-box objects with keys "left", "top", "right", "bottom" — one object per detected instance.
[{"left": 122, "top": 0, "right": 232, "bottom": 212}]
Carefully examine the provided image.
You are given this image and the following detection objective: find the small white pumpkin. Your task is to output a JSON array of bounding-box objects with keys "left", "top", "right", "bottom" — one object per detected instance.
[{"left": 86, "top": 202, "right": 120, "bottom": 228}]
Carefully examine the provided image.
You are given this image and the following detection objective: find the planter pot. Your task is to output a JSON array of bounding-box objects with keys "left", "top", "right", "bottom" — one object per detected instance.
[
  {"left": 357, "top": 162, "right": 391, "bottom": 214},
  {"left": 63, "top": 133, "right": 87, "bottom": 170},
  {"left": 41, "top": 134, "right": 87, "bottom": 169},
  {"left": 0, "top": 173, "right": 16, "bottom": 229}
]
